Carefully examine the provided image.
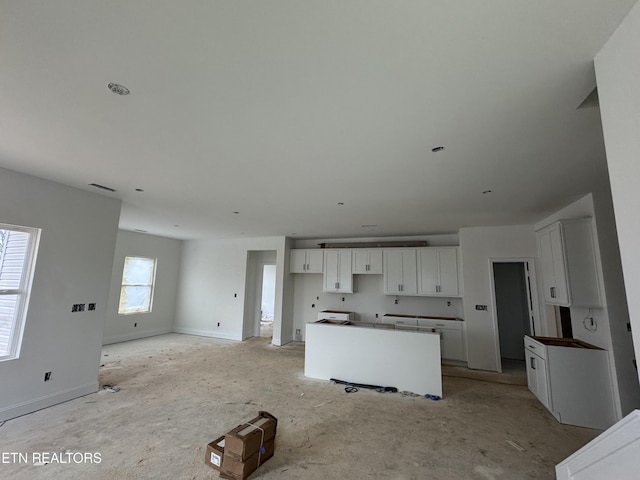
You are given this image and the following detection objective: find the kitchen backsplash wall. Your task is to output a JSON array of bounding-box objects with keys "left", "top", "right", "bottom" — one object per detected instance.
[{"left": 292, "top": 274, "right": 463, "bottom": 341}]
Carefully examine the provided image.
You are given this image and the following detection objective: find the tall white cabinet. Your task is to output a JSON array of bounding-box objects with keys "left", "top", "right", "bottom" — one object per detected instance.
[
  {"left": 417, "top": 247, "right": 460, "bottom": 296},
  {"left": 535, "top": 218, "right": 601, "bottom": 307},
  {"left": 383, "top": 249, "right": 417, "bottom": 295},
  {"left": 323, "top": 249, "right": 353, "bottom": 293}
]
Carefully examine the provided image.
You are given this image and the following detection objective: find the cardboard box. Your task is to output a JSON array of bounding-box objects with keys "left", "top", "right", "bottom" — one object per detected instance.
[
  {"left": 219, "top": 437, "right": 275, "bottom": 480},
  {"left": 204, "top": 435, "right": 226, "bottom": 470},
  {"left": 224, "top": 411, "right": 277, "bottom": 461}
]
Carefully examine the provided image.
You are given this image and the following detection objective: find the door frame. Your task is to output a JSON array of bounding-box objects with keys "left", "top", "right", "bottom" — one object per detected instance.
[
  {"left": 488, "top": 257, "right": 541, "bottom": 373},
  {"left": 254, "top": 263, "right": 277, "bottom": 337}
]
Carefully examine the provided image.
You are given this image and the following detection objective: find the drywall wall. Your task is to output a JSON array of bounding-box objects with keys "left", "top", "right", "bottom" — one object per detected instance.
[
  {"left": 174, "top": 236, "right": 292, "bottom": 345},
  {"left": 0, "top": 167, "right": 120, "bottom": 422},
  {"left": 460, "top": 225, "right": 539, "bottom": 372},
  {"left": 103, "top": 230, "right": 182, "bottom": 345},
  {"left": 595, "top": 1, "right": 640, "bottom": 413}
]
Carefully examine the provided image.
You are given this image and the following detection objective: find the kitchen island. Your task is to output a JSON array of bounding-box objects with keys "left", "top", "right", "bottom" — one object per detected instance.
[{"left": 304, "top": 320, "right": 442, "bottom": 397}]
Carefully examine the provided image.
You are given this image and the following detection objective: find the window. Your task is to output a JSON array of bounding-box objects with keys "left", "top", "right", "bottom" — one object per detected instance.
[
  {"left": 0, "top": 224, "right": 40, "bottom": 360},
  {"left": 118, "top": 256, "right": 157, "bottom": 315}
]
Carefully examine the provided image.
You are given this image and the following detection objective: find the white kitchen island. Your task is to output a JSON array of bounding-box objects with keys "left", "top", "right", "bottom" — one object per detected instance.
[{"left": 304, "top": 320, "right": 442, "bottom": 398}]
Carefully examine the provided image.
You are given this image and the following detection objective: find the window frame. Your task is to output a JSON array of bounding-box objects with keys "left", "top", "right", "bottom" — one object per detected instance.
[
  {"left": 117, "top": 256, "right": 157, "bottom": 315},
  {"left": 0, "top": 223, "right": 40, "bottom": 362}
]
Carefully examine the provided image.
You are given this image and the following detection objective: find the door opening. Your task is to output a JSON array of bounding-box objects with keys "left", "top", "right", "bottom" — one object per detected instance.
[
  {"left": 258, "top": 265, "right": 276, "bottom": 338},
  {"left": 492, "top": 261, "right": 537, "bottom": 373}
]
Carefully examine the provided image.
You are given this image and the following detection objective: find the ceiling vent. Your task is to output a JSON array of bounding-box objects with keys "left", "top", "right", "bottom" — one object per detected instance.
[{"left": 89, "top": 183, "right": 117, "bottom": 192}]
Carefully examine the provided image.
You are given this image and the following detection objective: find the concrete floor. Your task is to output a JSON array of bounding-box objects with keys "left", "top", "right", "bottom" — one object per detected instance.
[{"left": 0, "top": 334, "right": 599, "bottom": 479}]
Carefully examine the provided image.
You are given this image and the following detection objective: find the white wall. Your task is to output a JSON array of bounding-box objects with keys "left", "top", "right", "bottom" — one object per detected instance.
[
  {"left": 103, "top": 230, "right": 182, "bottom": 345},
  {"left": 174, "top": 236, "right": 292, "bottom": 345},
  {"left": 0, "top": 167, "right": 121, "bottom": 422},
  {"left": 595, "top": 0, "right": 640, "bottom": 412},
  {"left": 459, "top": 225, "right": 539, "bottom": 372}
]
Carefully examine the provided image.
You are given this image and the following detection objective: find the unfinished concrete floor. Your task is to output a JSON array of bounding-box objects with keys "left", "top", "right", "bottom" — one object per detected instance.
[{"left": 0, "top": 334, "right": 599, "bottom": 479}]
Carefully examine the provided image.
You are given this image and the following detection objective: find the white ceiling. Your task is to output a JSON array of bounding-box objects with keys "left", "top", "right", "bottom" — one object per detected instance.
[{"left": 0, "top": 1, "right": 637, "bottom": 240}]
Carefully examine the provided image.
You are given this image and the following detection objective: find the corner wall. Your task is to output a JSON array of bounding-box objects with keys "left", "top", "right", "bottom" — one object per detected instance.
[
  {"left": 459, "top": 225, "right": 539, "bottom": 372},
  {"left": 0, "top": 167, "right": 121, "bottom": 421},
  {"left": 595, "top": 0, "right": 640, "bottom": 410},
  {"left": 103, "top": 230, "right": 182, "bottom": 345}
]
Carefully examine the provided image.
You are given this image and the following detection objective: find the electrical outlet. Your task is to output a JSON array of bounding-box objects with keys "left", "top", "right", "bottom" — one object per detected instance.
[
  {"left": 234, "top": 293, "right": 237, "bottom": 298},
  {"left": 375, "top": 313, "right": 379, "bottom": 318},
  {"left": 134, "top": 323, "right": 137, "bottom": 327},
  {"left": 88, "top": 303, "right": 96, "bottom": 311},
  {"left": 44, "top": 372, "right": 52, "bottom": 382},
  {"left": 341, "top": 297, "right": 345, "bottom": 302},
  {"left": 447, "top": 301, "right": 451, "bottom": 307},
  {"left": 217, "top": 322, "right": 220, "bottom": 327},
  {"left": 296, "top": 329, "right": 301, "bottom": 335},
  {"left": 311, "top": 303, "right": 315, "bottom": 308}
]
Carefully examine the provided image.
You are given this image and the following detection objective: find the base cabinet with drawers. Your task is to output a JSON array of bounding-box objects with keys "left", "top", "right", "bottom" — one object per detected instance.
[
  {"left": 382, "top": 315, "right": 466, "bottom": 363},
  {"left": 524, "top": 335, "right": 616, "bottom": 430}
]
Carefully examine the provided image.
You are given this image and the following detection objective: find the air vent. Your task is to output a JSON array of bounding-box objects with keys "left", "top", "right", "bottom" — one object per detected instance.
[{"left": 89, "top": 183, "right": 117, "bottom": 192}]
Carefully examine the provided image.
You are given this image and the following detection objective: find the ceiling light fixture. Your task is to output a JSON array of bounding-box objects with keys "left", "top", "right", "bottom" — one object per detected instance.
[
  {"left": 482, "top": 190, "right": 492, "bottom": 194},
  {"left": 233, "top": 211, "right": 239, "bottom": 214},
  {"left": 135, "top": 188, "right": 144, "bottom": 192},
  {"left": 431, "top": 146, "right": 445, "bottom": 152},
  {"left": 108, "top": 83, "right": 130, "bottom": 95},
  {"left": 337, "top": 202, "right": 344, "bottom": 206}
]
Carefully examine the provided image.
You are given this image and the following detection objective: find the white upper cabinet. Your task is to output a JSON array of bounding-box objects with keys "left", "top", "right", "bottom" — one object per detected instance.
[
  {"left": 290, "top": 249, "right": 324, "bottom": 274},
  {"left": 383, "top": 249, "right": 417, "bottom": 295},
  {"left": 323, "top": 249, "right": 353, "bottom": 293},
  {"left": 536, "top": 219, "right": 601, "bottom": 307},
  {"left": 417, "top": 247, "right": 460, "bottom": 297},
  {"left": 352, "top": 249, "right": 383, "bottom": 274}
]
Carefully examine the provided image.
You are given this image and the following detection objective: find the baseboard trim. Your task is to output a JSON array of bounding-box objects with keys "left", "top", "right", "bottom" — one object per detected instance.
[
  {"left": 172, "top": 327, "right": 241, "bottom": 341},
  {"left": 0, "top": 382, "right": 98, "bottom": 422},
  {"left": 102, "top": 327, "right": 173, "bottom": 345}
]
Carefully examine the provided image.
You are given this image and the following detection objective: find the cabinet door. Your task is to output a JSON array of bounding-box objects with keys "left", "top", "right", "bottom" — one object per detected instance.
[
  {"left": 290, "top": 250, "right": 307, "bottom": 273},
  {"left": 367, "top": 250, "right": 383, "bottom": 274},
  {"left": 306, "top": 250, "right": 324, "bottom": 274},
  {"left": 383, "top": 250, "right": 404, "bottom": 294},
  {"left": 352, "top": 250, "right": 370, "bottom": 274},
  {"left": 400, "top": 250, "right": 417, "bottom": 294},
  {"left": 537, "top": 229, "right": 557, "bottom": 303},
  {"left": 418, "top": 249, "right": 439, "bottom": 295},
  {"left": 440, "top": 329, "right": 464, "bottom": 361},
  {"left": 323, "top": 250, "right": 352, "bottom": 293},
  {"left": 526, "top": 352, "right": 550, "bottom": 408},
  {"left": 438, "top": 248, "right": 459, "bottom": 296},
  {"left": 548, "top": 225, "right": 569, "bottom": 305}
]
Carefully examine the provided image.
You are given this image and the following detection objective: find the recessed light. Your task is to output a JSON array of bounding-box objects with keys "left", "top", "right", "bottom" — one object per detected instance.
[
  {"left": 482, "top": 190, "right": 492, "bottom": 194},
  {"left": 240, "top": 232, "right": 246, "bottom": 235},
  {"left": 432, "top": 146, "right": 445, "bottom": 153},
  {"left": 362, "top": 224, "right": 377, "bottom": 228},
  {"left": 337, "top": 202, "right": 344, "bottom": 206},
  {"left": 135, "top": 188, "right": 144, "bottom": 192},
  {"left": 233, "top": 211, "right": 239, "bottom": 214},
  {"left": 173, "top": 224, "right": 180, "bottom": 227},
  {"left": 108, "top": 83, "right": 130, "bottom": 95}
]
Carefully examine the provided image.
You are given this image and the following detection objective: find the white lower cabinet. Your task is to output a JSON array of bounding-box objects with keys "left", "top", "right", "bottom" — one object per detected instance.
[
  {"left": 524, "top": 335, "right": 616, "bottom": 430},
  {"left": 382, "top": 315, "right": 466, "bottom": 363}
]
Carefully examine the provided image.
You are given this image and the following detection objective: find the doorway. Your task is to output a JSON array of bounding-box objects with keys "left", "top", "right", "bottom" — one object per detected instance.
[
  {"left": 491, "top": 259, "right": 539, "bottom": 373},
  {"left": 259, "top": 265, "right": 276, "bottom": 338}
]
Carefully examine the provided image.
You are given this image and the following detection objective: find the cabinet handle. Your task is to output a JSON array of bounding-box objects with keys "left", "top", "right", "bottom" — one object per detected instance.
[
  {"left": 550, "top": 287, "right": 555, "bottom": 298},
  {"left": 530, "top": 357, "right": 536, "bottom": 370},
  {"left": 307, "top": 263, "right": 310, "bottom": 271}
]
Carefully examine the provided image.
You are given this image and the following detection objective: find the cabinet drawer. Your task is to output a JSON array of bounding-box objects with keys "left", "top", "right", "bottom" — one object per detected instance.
[
  {"left": 524, "top": 336, "right": 547, "bottom": 360},
  {"left": 417, "top": 318, "right": 463, "bottom": 331}
]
